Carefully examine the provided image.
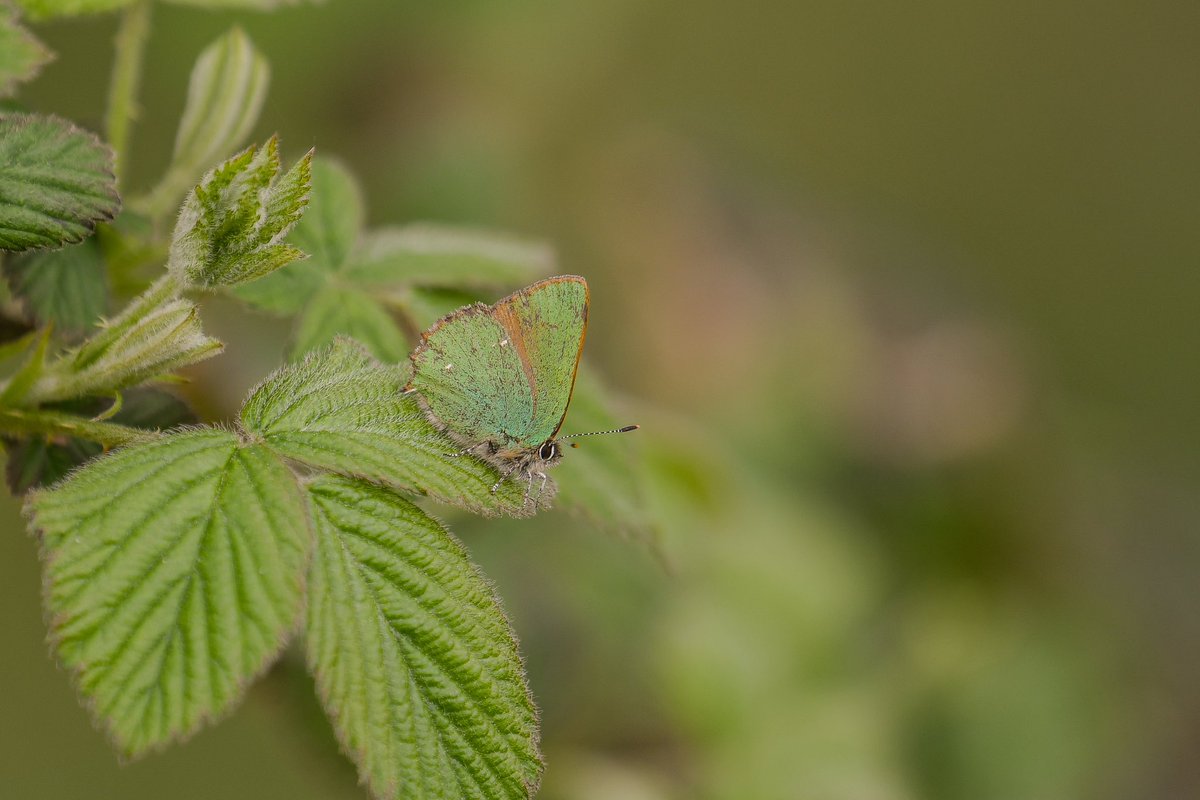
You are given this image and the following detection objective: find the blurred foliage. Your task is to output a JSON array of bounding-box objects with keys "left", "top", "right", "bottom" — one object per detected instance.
[{"left": 2, "top": 1, "right": 1194, "bottom": 798}]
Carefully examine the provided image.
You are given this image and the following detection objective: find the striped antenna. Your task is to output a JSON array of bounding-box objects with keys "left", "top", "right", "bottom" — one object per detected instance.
[{"left": 558, "top": 425, "right": 639, "bottom": 441}]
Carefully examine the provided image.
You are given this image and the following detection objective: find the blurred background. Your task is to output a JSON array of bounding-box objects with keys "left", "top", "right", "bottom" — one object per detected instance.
[{"left": 3, "top": 1, "right": 1197, "bottom": 797}]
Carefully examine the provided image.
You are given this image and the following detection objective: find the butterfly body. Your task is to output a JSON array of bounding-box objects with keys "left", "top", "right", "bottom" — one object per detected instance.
[{"left": 404, "top": 275, "right": 590, "bottom": 502}]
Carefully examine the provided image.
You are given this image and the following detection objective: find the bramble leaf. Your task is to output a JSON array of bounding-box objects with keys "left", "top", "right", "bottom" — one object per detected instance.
[
  {"left": 23, "top": 276, "right": 222, "bottom": 404},
  {"left": 6, "top": 238, "right": 107, "bottom": 335},
  {"left": 12, "top": 0, "right": 133, "bottom": 20},
  {"left": 291, "top": 285, "right": 409, "bottom": 363},
  {"left": 553, "top": 370, "right": 656, "bottom": 541},
  {"left": 0, "top": 6, "right": 53, "bottom": 98},
  {"left": 138, "top": 28, "right": 269, "bottom": 217},
  {"left": 27, "top": 429, "right": 312, "bottom": 757},
  {"left": 0, "top": 114, "right": 119, "bottom": 252},
  {"left": 230, "top": 158, "right": 551, "bottom": 361},
  {"left": 241, "top": 338, "right": 533, "bottom": 516},
  {"left": 305, "top": 475, "right": 542, "bottom": 800},
  {"left": 4, "top": 388, "right": 196, "bottom": 493},
  {"left": 348, "top": 224, "right": 549, "bottom": 290},
  {"left": 231, "top": 158, "right": 364, "bottom": 317},
  {"left": 169, "top": 137, "right": 312, "bottom": 288}
]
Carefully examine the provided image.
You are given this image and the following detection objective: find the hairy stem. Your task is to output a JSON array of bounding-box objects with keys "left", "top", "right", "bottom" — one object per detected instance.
[
  {"left": 105, "top": 0, "right": 152, "bottom": 185},
  {"left": 0, "top": 408, "right": 162, "bottom": 449}
]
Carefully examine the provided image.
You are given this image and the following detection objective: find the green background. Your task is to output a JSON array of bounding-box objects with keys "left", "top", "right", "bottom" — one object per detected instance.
[{"left": 3, "top": 1, "right": 1197, "bottom": 797}]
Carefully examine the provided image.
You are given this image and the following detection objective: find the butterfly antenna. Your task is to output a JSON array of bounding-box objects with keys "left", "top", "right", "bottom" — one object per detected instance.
[{"left": 558, "top": 425, "right": 640, "bottom": 446}]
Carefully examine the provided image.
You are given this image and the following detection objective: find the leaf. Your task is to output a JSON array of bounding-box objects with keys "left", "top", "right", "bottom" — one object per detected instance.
[
  {"left": 163, "top": 0, "right": 308, "bottom": 9},
  {"left": 27, "top": 288, "right": 222, "bottom": 404},
  {"left": 291, "top": 285, "right": 408, "bottom": 363},
  {"left": 0, "top": 324, "right": 50, "bottom": 405},
  {"left": 26, "top": 429, "right": 312, "bottom": 756},
  {"left": 241, "top": 338, "right": 533, "bottom": 517},
  {"left": 305, "top": 475, "right": 542, "bottom": 800},
  {"left": 6, "top": 238, "right": 107, "bottom": 335},
  {"left": 0, "top": 5, "right": 54, "bottom": 98},
  {"left": 169, "top": 137, "right": 312, "bottom": 289},
  {"left": 231, "top": 157, "right": 362, "bottom": 315},
  {"left": 4, "top": 387, "right": 198, "bottom": 494},
  {"left": 12, "top": 0, "right": 134, "bottom": 20},
  {"left": 138, "top": 28, "right": 269, "bottom": 217},
  {"left": 0, "top": 113, "right": 119, "bottom": 252},
  {"left": 348, "top": 224, "right": 550, "bottom": 290},
  {"left": 552, "top": 370, "right": 656, "bottom": 541}
]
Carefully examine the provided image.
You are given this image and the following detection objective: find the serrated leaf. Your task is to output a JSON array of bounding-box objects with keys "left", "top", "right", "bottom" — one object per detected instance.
[
  {"left": 232, "top": 158, "right": 362, "bottom": 314},
  {"left": 0, "top": 5, "right": 54, "bottom": 98},
  {"left": 6, "top": 238, "right": 107, "bottom": 335},
  {"left": 0, "top": 113, "right": 119, "bottom": 251},
  {"left": 291, "top": 285, "right": 408, "bottom": 362},
  {"left": 139, "top": 29, "right": 269, "bottom": 217},
  {"left": 169, "top": 138, "right": 312, "bottom": 288},
  {"left": 241, "top": 338, "right": 532, "bottom": 517},
  {"left": 305, "top": 475, "right": 542, "bottom": 800},
  {"left": 27, "top": 429, "right": 311, "bottom": 756},
  {"left": 347, "top": 224, "right": 550, "bottom": 290},
  {"left": 12, "top": 0, "right": 133, "bottom": 20}
]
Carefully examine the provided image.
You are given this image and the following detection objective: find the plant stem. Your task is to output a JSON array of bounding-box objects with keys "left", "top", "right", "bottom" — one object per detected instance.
[
  {"left": 105, "top": 0, "right": 152, "bottom": 186},
  {"left": 0, "top": 408, "right": 162, "bottom": 449}
]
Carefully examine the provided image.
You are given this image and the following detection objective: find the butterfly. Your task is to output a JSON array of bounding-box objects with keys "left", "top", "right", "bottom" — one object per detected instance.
[{"left": 403, "top": 275, "right": 637, "bottom": 503}]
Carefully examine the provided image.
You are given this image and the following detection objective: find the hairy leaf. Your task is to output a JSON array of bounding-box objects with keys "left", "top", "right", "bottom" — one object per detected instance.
[
  {"left": 139, "top": 29, "right": 269, "bottom": 218},
  {"left": 0, "top": 6, "right": 53, "bottom": 98},
  {"left": 26, "top": 278, "right": 222, "bottom": 404},
  {"left": 291, "top": 285, "right": 408, "bottom": 363},
  {"left": 169, "top": 137, "right": 312, "bottom": 288},
  {"left": 27, "top": 429, "right": 312, "bottom": 756},
  {"left": 305, "top": 475, "right": 542, "bottom": 800},
  {"left": 6, "top": 238, "right": 107, "bottom": 335},
  {"left": 0, "top": 114, "right": 119, "bottom": 251},
  {"left": 241, "top": 338, "right": 533, "bottom": 516},
  {"left": 4, "top": 388, "right": 196, "bottom": 493},
  {"left": 13, "top": 0, "right": 133, "bottom": 19},
  {"left": 231, "top": 158, "right": 362, "bottom": 314},
  {"left": 348, "top": 224, "right": 550, "bottom": 290}
]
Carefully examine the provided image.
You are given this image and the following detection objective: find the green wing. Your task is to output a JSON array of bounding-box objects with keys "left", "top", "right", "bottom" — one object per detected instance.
[
  {"left": 493, "top": 276, "right": 588, "bottom": 444},
  {"left": 408, "top": 276, "right": 588, "bottom": 449},
  {"left": 409, "top": 305, "right": 535, "bottom": 447}
]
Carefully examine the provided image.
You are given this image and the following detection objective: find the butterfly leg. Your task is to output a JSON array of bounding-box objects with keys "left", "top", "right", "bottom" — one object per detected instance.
[{"left": 490, "top": 463, "right": 521, "bottom": 494}]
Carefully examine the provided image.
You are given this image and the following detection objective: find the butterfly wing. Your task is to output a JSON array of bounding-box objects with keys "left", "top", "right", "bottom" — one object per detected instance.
[
  {"left": 490, "top": 275, "right": 589, "bottom": 445},
  {"left": 407, "top": 276, "right": 588, "bottom": 450},
  {"left": 408, "top": 303, "right": 536, "bottom": 447}
]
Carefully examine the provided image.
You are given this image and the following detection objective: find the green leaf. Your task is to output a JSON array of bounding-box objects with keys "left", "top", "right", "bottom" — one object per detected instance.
[
  {"left": 163, "top": 0, "right": 308, "bottom": 9},
  {"left": 138, "top": 28, "right": 269, "bottom": 217},
  {"left": 553, "top": 370, "right": 656, "bottom": 540},
  {"left": 21, "top": 275, "right": 222, "bottom": 405},
  {"left": 0, "top": 113, "right": 119, "bottom": 252},
  {"left": 27, "top": 429, "right": 312, "bottom": 756},
  {"left": 12, "top": 0, "right": 133, "bottom": 20},
  {"left": 305, "top": 475, "right": 542, "bottom": 800},
  {"left": 241, "top": 338, "right": 532, "bottom": 517},
  {"left": 347, "top": 224, "right": 550, "bottom": 290},
  {"left": 169, "top": 137, "right": 312, "bottom": 289},
  {"left": 0, "top": 324, "right": 50, "bottom": 405},
  {"left": 4, "top": 387, "right": 197, "bottom": 494},
  {"left": 0, "top": 5, "right": 53, "bottom": 98},
  {"left": 231, "top": 157, "right": 362, "bottom": 314},
  {"left": 291, "top": 285, "right": 408, "bottom": 363},
  {"left": 6, "top": 238, "right": 107, "bottom": 335},
  {"left": 289, "top": 158, "right": 362, "bottom": 272}
]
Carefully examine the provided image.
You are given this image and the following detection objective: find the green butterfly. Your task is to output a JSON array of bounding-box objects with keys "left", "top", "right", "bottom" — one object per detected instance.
[{"left": 404, "top": 275, "right": 636, "bottom": 502}]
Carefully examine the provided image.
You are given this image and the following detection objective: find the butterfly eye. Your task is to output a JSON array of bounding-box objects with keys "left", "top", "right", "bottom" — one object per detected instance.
[{"left": 538, "top": 442, "right": 558, "bottom": 460}]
